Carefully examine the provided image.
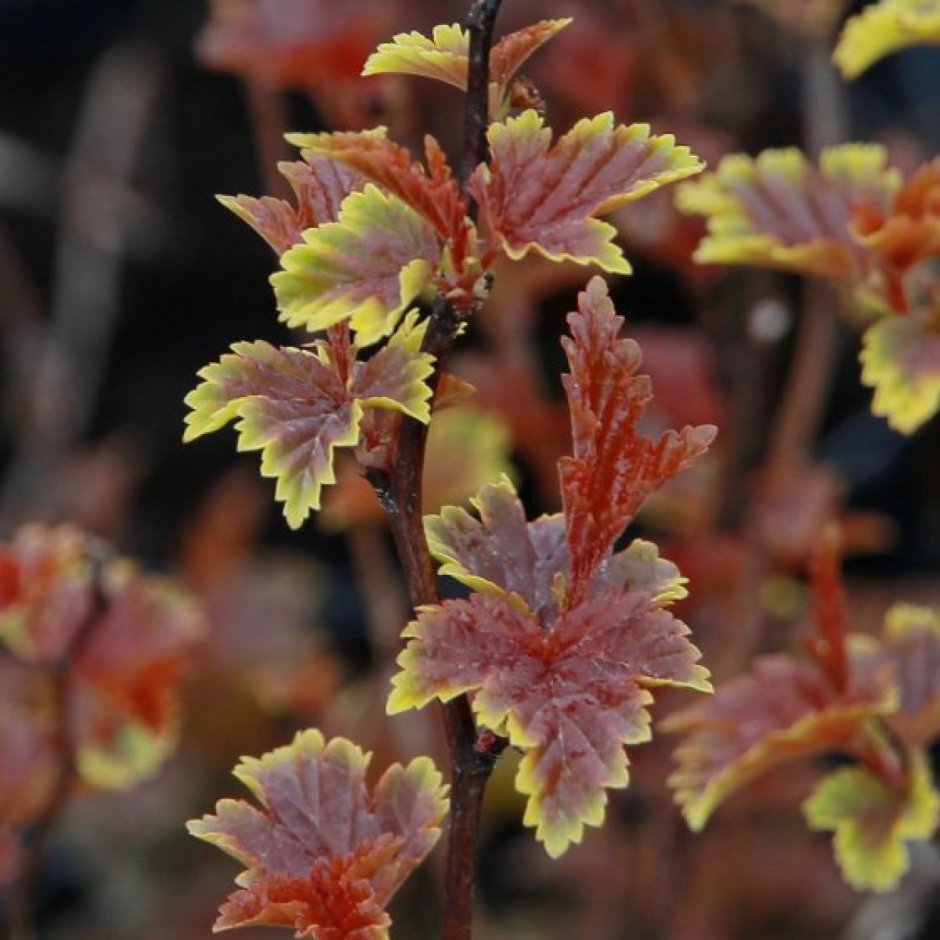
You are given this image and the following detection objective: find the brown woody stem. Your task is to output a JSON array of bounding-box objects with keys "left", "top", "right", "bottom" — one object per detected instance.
[
  {"left": 368, "top": 5, "right": 504, "bottom": 939},
  {"left": 462, "top": 0, "right": 502, "bottom": 186}
]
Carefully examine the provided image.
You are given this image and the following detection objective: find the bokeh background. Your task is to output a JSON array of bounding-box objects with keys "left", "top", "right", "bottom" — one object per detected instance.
[{"left": 1, "top": 1, "right": 940, "bottom": 938}]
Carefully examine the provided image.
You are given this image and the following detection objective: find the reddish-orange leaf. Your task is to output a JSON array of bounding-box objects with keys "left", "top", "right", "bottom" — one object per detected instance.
[
  {"left": 219, "top": 157, "right": 363, "bottom": 256},
  {"left": 196, "top": 0, "right": 380, "bottom": 89},
  {"left": 73, "top": 559, "right": 204, "bottom": 788},
  {"left": 559, "top": 278, "right": 715, "bottom": 603},
  {"left": 852, "top": 157, "right": 940, "bottom": 311},
  {"left": 0, "top": 524, "right": 95, "bottom": 663},
  {"left": 188, "top": 730, "right": 448, "bottom": 938},
  {"left": 286, "top": 130, "right": 465, "bottom": 241},
  {"left": 0, "top": 526, "right": 204, "bottom": 789},
  {"left": 489, "top": 19, "right": 573, "bottom": 89},
  {"left": 803, "top": 526, "right": 850, "bottom": 694}
]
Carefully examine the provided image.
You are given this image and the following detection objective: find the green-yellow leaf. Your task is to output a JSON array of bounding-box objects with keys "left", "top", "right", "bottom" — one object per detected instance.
[
  {"left": 859, "top": 311, "right": 940, "bottom": 434},
  {"left": 677, "top": 145, "right": 900, "bottom": 280},
  {"left": 183, "top": 333, "right": 434, "bottom": 528},
  {"left": 804, "top": 752, "right": 940, "bottom": 892},
  {"left": 835, "top": 0, "right": 940, "bottom": 79},
  {"left": 272, "top": 185, "right": 440, "bottom": 346}
]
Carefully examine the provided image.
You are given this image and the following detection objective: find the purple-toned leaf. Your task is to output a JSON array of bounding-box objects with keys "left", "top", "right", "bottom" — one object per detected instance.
[{"left": 188, "top": 730, "right": 448, "bottom": 938}]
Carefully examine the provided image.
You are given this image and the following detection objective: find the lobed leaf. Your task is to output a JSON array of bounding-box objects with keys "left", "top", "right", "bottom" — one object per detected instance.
[
  {"left": 804, "top": 752, "right": 940, "bottom": 891},
  {"left": 665, "top": 648, "right": 898, "bottom": 831},
  {"left": 362, "top": 19, "right": 571, "bottom": 102},
  {"left": 188, "top": 729, "right": 448, "bottom": 938},
  {"left": 73, "top": 560, "right": 204, "bottom": 788},
  {"left": 882, "top": 604, "right": 940, "bottom": 744},
  {"left": 859, "top": 309, "right": 940, "bottom": 435},
  {"left": 834, "top": 0, "right": 940, "bottom": 79},
  {"left": 851, "top": 157, "right": 940, "bottom": 311},
  {"left": 219, "top": 156, "right": 363, "bottom": 256},
  {"left": 363, "top": 23, "right": 470, "bottom": 89},
  {"left": 470, "top": 110, "right": 703, "bottom": 274},
  {"left": 424, "top": 476, "right": 686, "bottom": 625},
  {"left": 184, "top": 341, "right": 359, "bottom": 528},
  {"left": 0, "top": 526, "right": 204, "bottom": 790},
  {"left": 423, "top": 476, "right": 556, "bottom": 613},
  {"left": 559, "top": 277, "right": 715, "bottom": 601},
  {"left": 195, "top": 0, "right": 378, "bottom": 89},
  {"left": 0, "top": 524, "right": 95, "bottom": 663},
  {"left": 184, "top": 328, "right": 434, "bottom": 528},
  {"left": 273, "top": 185, "right": 440, "bottom": 345},
  {"left": 677, "top": 145, "right": 900, "bottom": 280},
  {"left": 286, "top": 130, "right": 464, "bottom": 241},
  {"left": 390, "top": 588, "right": 708, "bottom": 857}
]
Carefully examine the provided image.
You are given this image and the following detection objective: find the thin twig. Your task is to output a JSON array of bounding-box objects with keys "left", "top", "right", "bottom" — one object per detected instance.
[
  {"left": 462, "top": 0, "right": 502, "bottom": 187},
  {"left": 367, "top": 4, "right": 504, "bottom": 938}
]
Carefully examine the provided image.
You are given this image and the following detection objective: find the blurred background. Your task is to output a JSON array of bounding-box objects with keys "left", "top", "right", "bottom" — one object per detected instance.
[{"left": 1, "top": 0, "right": 940, "bottom": 938}]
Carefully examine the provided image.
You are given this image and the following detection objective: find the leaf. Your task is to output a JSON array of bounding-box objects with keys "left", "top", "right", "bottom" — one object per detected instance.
[
  {"left": 273, "top": 185, "right": 441, "bottom": 345},
  {"left": 286, "top": 129, "right": 465, "bottom": 241},
  {"left": 390, "top": 588, "right": 708, "bottom": 858},
  {"left": 489, "top": 19, "right": 573, "bottom": 90},
  {"left": 218, "top": 157, "right": 363, "bottom": 256},
  {"left": 362, "top": 19, "right": 571, "bottom": 100},
  {"left": 882, "top": 604, "right": 940, "bottom": 744},
  {"left": 73, "top": 560, "right": 204, "bottom": 788},
  {"left": 389, "top": 280, "right": 710, "bottom": 856},
  {"left": 859, "top": 309, "right": 940, "bottom": 434},
  {"left": 665, "top": 647, "right": 897, "bottom": 830},
  {"left": 424, "top": 476, "right": 552, "bottom": 608},
  {"left": 424, "top": 476, "right": 685, "bottom": 624},
  {"left": 184, "top": 322, "right": 434, "bottom": 528},
  {"left": 0, "top": 524, "right": 95, "bottom": 663},
  {"left": 185, "top": 342, "right": 359, "bottom": 527},
  {"left": 0, "top": 526, "right": 203, "bottom": 790},
  {"left": 470, "top": 111, "right": 703, "bottom": 273},
  {"left": 558, "top": 277, "right": 715, "bottom": 601},
  {"left": 677, "top": 145, "right": 901, "bottom": 280},
  {"left": 803, "top": 752, "right": 940, "bottom": 891},
  {"left": 834, "top": 0, "right": 940, "bottom": 79},
  {"left": 188, "top": 729, "right": 448, "bottom": 938},
  {"left": 362, "top": 23, "right": 470, "bottom": 89},
  {"left": 195, "top": 0, "right": 380, "bottom": 89},
  {"left": 852, "top": 157, "right": 940, "bottom": 311}
]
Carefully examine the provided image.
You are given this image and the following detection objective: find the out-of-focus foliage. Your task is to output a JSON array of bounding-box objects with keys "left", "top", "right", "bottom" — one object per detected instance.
[
  {"left": 667, "top": 532, "right": 940, "bottom": 891},
  {"left": 834, "top": 0, "right": 940, "bottom": 79},
  {"left": 0, "top": 524, "right": 204, "bottom": 885},
  {"left": 681, "top": 146, "right": 940, "bottom": 432}
]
